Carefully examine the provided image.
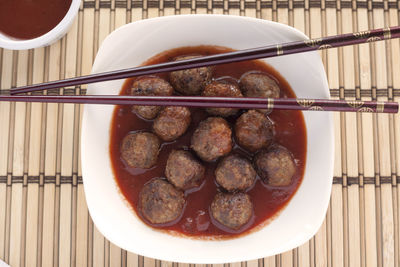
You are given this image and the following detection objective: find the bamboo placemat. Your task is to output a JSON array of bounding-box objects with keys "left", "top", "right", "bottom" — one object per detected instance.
[{"left": 0, "top": 0, "right": 399, "bottom": 266}]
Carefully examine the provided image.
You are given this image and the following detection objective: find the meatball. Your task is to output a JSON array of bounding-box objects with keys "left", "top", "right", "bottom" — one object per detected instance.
[
  {"left": 254, "top": 145, "right": 297, "bottom": 186},
  {"left": 239, "top": 72, "right": 280, "bottom": 114},
  {"left": 131, "top": 76, "right": 174, "bottom": 119},
  {"left": 153, "top": 106, "right": 191, "bottom": 141},
  {"left": 139, "top": 179, "right": 185, "bottom": 224},
  {"left": 191, "top": 117, "right": 232, "bottom": 162},
  {"left": 240, "top": 72, "right": 280, "bottom": 99},
  {"left": 215, "top": 154, "right": 256, "bottom": 192},
  {"left": 210, "top": 192, "right": 253, "bottom": 230},
  {"left": 235, "top": 110, "right": 274, "bottom": 152},
  {"left": 165, "top": 150, "right": 205, "bottom": 190},
  {"left": 202, "top": 79, "right": 243, "bottom": 117},
  {"left": 121, "top": 132, "right": 160, "bottom": 169},
  {"left": 169, "top": 55, "right": 213, "bottom": 95}
]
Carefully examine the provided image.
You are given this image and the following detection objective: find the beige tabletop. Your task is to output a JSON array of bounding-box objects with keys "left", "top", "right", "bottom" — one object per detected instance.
[{"left": 0, "top": 0, "right": 399, "bottom": 266}]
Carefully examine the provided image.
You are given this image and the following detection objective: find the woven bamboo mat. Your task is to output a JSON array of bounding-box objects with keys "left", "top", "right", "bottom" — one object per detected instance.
[{"left": 0, "top": 0, "right": 399, "bottom": 266}]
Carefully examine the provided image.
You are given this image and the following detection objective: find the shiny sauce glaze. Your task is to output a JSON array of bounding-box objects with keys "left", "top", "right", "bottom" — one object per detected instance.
[
  {"left": 0, "top": 0, "right": 72, "bottom": 40},
  {"left": 110, "top": 46, "right": 307, "bottom": 238}
]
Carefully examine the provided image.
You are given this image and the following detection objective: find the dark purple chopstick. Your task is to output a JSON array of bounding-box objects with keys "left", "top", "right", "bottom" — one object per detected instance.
[
  {"left": 0, "top": 95, "right": 397, "bottom": 113},
  {"left": 9, "top": 26, "right": 400, "bottom": 95}
]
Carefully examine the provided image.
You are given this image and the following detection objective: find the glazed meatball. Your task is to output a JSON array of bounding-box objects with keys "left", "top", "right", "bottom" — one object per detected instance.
[
  {"left": 131, "top": 76, "right": 174, "bottom": 119},
  {"left": 235, "top": 110, "right": 274, "bottom": 152},
  {"left": 191, "top": 117, "right": 233, "bottom": 162},
  {"left": 210, "top": 192, "right": 253, "bottom": 230},
  {"left": 240, "top": 72, "right": 280, "bottom": 114},
  {"left": 121, "top": 132, "right": 160, "bottom": 169},
  {"left": 215, "top": 154, "right": 256, "bottom": 192},
  {"left": 169, "top": 55, "right": 213, "bottom": 95},
  {"left": 139, "top": 179, "right": 185, "bottom": 224},
  {"left": 202, "top": 79, "right": 243, "bottom": 117},
  {"left": 240, "top": 72, "right": 280, "bottom": 98},
  {"left": 153, "top": 106, "right": 191, "bottom": 141},
  {"left": 165, "top": 150, "right": 205, "bottom": 190},
  {"left": 254, "top": 145, "right": 297, "bottom": 186}
]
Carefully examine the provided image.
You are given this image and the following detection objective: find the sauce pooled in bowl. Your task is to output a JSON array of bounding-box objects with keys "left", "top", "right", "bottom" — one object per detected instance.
[{"left": 0, "top": 0, "right": 72, "bottom": 40}]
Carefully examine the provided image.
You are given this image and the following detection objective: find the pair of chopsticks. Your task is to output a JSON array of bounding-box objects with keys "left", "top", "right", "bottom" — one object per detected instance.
[{"left": 2, "top": 25, "right": 399, "bottom": 114}]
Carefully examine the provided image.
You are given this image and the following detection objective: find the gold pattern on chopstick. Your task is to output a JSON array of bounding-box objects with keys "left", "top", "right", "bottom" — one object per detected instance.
[
  {"left": 276, "top": 44, "right": 283, "bottom": 55},
  {"left": 309, "top": 106, "right": 324, "bottom": 111},
  {"left": 318, "top": 44, "right": 333, "bottom": 50},
  {"left": 304, "top": 38, "right": 322, "bottom": 47},
  {"left": 297, "top": 99, "right": 315, "bottom": 107},
  {"left": 266, "top": 98, "right": 274, "bottom": 112},
  {"left": 383, "top": 27, "right": 392, "bottom": 40},
  {"left": 366, "top": 36, "right": 381, "bottom": 42},
  {"left": 376, "top": 102, "right": 385, "bottom": 113},
  {"left": 353, "top": 30, "right": 371, "bottom": 38},
  {"left": 357, "top": 107, "right": 374, "bottom": 113},
  {"left": 346, "top": 100, "right": 364, "bottom": 108}
]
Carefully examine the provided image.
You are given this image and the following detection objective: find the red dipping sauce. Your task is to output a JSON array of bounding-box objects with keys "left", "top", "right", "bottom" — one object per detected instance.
[
  {"left": 0, "top": 0, "right": 72, "bottom": 40},
  {"left": 110, "top": 46, "right": 307, "bottom": 239}
]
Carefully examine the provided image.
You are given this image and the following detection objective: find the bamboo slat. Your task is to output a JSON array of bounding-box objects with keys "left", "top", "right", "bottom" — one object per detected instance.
[
  {"left": 260, "top": 0, "right": 272, "bottom": 20},
  {"left": 356, "top": 4, "right": 379, "bottom": 267},
  {"left": 9, "top": 184, "right": 23, "bottom": 267},
  {"left": 388, "top": 4, "right": 400, "bottom": 266},
  {"left": 76, "top": 186, "right": 89, "bottom": 267},
  {"left": 162, "top": 0, "right": 174, "bottom": 16},
  {"left": 115, "top": 4, "right": 128, "bottom": 28},
  {"left": 25, "top": 172, "right": 40, "bottom": 266},
  {"left": 385, "top": 3, "right": 398, "bottom": 267},
  {"left": 93, "top": 226, "right": 106, "bottom": 267},
  {"left": 331, "top": 185, "right": 344, "bottom": 267},
  {"left": 0, "top": 101, "right": 10, "bottom": 177},
  {"left": 0, "top": 183, "right": 6, "bottom": 261},
  {"left": 373, "top": 3, "right": 395, "bottom": 267},
  {"left": 141, "top": 253, "right": 156, "bottom": 266},
  {"left": 127, "top": 252, "right": 139, "bottom": 267},
  {"left": 81, "top": 2, "right": 95, "bottom": 82},
  {"left": 41, "top": 183, "right": 55, "bottom": 267},
  {"left": 9, "top": 49, "right": 29, "bottom": 267},
  {"left": 229, "top": 261, "right": 241, "bottom": 267},
  {"left": 178, "top": 262, "right": 190, "bottom": 267},
  {"left": 59, "top": 184, "right": 72, "bottom": 267},
  {"left": 110, "top": 242, "right": 123, "bottom": 267},
  {"left": 0, "top": 48, "right": 11, "bottom": 265}
]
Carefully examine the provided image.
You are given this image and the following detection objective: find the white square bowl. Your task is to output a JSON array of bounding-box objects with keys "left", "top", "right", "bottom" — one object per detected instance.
[{"left": 81, "top": 14, "right": 334, "bottom": 264}]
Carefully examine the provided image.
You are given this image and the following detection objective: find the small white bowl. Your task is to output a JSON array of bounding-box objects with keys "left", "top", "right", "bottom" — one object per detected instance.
[
  {"left": 0, "top": 0, "right": 80, "bottom": 50},
  {"left": 82, "top": 15, "right": 334, "bottom": 263}
]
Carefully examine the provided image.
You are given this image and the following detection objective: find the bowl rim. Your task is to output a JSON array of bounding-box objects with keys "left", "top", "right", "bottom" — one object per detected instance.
[
  {"left": 0, "top": 0, "right": 81, "bottom": 50},
  {"left": 82, "top": 14, "right": 334, "bottom": 263}
]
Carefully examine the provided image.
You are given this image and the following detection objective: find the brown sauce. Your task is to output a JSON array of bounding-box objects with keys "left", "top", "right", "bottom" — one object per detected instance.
[
  {"left": 0, "top": 0, "right": 72, "bottom": 40},
  {"left": 110, "top": 46, "right": 307, "bottom": 238}
]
